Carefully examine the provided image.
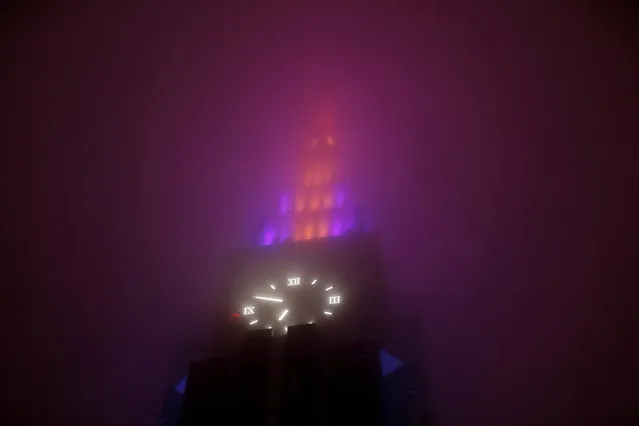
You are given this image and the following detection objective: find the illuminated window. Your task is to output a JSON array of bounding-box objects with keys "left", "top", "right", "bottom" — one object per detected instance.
[
  {"left": 310, "top": 197, "right": 319, "bottom": 210},
  {"left": 304, "top": 223, "right": 315, "bottom": 240},
  {"left": 327, "top": 136, "right": 334, "bottom": 146},
  {"left": 318, "top": 221, "right": 328, "bottom": 237},
  {"left": 295, "top": 196, "right": 304, "bottom": 212},
  {"left": 323, "top": 194, "right": 334, "bottom": 209}
]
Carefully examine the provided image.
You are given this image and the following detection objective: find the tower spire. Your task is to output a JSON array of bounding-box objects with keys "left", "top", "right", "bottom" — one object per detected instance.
[{"left": 259, "top": 115, "right": 357, "bottom": 245}]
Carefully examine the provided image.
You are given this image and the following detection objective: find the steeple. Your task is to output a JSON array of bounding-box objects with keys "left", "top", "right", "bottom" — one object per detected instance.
[{"left": 259, "top": 118, "right": 358, "bottom": 246}]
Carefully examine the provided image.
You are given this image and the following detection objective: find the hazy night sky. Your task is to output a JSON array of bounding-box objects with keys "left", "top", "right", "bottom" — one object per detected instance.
[{"left": 3, "top": 1, "right": 638, "bottom": 425}]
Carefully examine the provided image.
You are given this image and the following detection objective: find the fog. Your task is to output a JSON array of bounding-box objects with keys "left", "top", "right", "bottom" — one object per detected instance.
[{"left": 4, "top": 1, "right": 638, "bottom": 425}]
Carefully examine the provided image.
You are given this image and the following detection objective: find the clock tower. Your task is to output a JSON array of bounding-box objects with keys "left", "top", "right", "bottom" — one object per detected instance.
[
  {"left": 162, "top": 124, "right": 424, "bottom": 426},
  {"left": 226, "top": 123, "right": 383, "bottom": 342}
]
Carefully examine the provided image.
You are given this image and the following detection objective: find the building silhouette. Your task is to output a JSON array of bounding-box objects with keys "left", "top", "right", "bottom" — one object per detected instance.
[{"left": 160, "top": 125, "right": 427, "bottom": 426}]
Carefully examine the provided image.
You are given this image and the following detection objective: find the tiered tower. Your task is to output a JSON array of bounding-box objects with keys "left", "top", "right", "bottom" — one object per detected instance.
[
  {"left": 160, "top": 120, "right": 424, "bottom": 426},
  {"left": 260, "top": 128, "right": 355, "bottom": 245}
]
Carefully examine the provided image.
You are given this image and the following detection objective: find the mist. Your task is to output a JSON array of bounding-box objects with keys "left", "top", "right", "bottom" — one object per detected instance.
[{"left": 3, "top": 1, "right": 638, "bottom": 425}]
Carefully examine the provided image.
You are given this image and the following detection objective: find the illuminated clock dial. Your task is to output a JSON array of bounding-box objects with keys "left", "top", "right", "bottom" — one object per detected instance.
[{"left": 239, "top": 276, "right": 343, "bottom": 333}]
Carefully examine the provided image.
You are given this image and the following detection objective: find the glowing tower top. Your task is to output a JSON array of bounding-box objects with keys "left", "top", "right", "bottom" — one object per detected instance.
[{"left": 260, "top": 125, "right": 358, "bottom": 245}]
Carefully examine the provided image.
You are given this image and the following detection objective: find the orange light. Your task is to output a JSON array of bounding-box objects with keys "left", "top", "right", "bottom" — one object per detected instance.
[
  {"left": 295, "top": 196, "right": 304, "bottom": 212},
  {"left": 310, "top": 197, "right": 319, "bottom": 210},
  {"left": 304, "top": 223, "right": 315, "bottom": 240},
  {"left": 323, "top": 194, "right": 333, "bottom": 209},
  {"left": 318, "top": 221, "right": 328, "bottom": 237}
]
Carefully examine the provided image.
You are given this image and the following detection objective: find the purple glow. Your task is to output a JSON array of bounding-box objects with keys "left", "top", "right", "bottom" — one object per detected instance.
[
  {"left": 263, "top": 228, "right": 275, "bottom": 245},
  {"left": 336, "top": 190, "right": 345, "bottom": 207},
  {"left": 331, "top": 221, "right": 342, "bottom": 236}
]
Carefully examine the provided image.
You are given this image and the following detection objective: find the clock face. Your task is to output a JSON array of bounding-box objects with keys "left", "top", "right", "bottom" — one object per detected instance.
[{"left": 239, "top": 276, "right": 343, "bottom": 334}]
